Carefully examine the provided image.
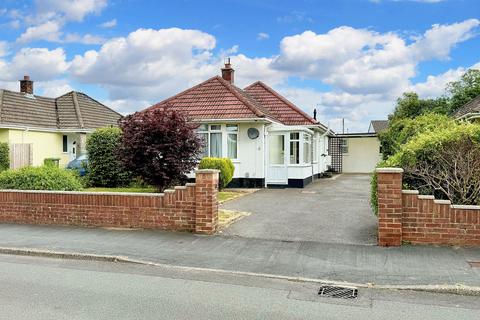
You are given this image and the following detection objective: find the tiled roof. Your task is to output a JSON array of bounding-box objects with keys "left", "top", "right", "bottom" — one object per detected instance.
[
  {"left": 453, "top": 94, "right": 480, "bottom": 119},
  {"left": 369, "top": 120, "right": 389, "bottom": 133},
  {"left": 148, "top": 76, "right": 323, "bottom": 127},
  {"left": 148, "top": 76, "right": 272, "bottom": 120},
  {"left": 0, "top": 89, "right": 121, "bottom": 131},
  {"left": 244, "top": 81, "right": 318, "bottom": 125}
]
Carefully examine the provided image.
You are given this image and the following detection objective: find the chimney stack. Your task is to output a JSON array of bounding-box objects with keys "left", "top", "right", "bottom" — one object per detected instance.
[
  {"left": 313, "top": 108, "right": 317, "bottom": 120},
  {"left": 20, "top": 75, "right": 33, "bottom": 94},
  {"left": 221, "top": 58, "right": 234, "bottom": 84}
]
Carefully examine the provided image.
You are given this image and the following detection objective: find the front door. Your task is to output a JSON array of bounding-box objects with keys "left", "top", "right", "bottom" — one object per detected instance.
[{"left": 267, "top": 133, "right": 288, "bottom": 185}]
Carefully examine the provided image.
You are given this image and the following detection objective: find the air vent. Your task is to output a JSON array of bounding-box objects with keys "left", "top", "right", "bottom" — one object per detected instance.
[{"left": 318, "top": 285, "right": 358, "bottom": 299}]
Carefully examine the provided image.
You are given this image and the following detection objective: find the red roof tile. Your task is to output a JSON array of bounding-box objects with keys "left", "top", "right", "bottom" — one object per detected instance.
[
  {"left": 244, "top": 81, "right": 318, "bottom": 125},
  {"left": 147, "top": 75, "right": 321, "bottom": 127}
]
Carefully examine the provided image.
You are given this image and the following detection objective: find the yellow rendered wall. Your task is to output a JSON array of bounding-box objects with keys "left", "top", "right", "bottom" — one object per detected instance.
[
  {"left": 342, "top": 137, "right": 382, "bottom": 173},
  {"left": 5, "top": 129, "right": 69, "bottom": 167}
]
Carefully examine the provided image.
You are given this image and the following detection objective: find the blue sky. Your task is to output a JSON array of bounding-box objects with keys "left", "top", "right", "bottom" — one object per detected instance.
[{"left": 0, "top": 0, "right": 479, "bottom": 131}]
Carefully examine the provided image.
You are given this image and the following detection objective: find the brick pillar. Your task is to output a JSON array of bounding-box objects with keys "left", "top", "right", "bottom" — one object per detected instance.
[
  {"left": 376, "top": 168, "right": 404, "bottom": 247},
  {"left": 195, "top": 169, "right": 219, "bottom": 234}
]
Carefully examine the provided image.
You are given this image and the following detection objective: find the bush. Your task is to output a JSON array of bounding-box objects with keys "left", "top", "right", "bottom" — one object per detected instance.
[
  {"left": 198, "top": 157, "right": 234, "bottom": 189},
  {"left": 118, "top": 108, "right": 203, "bottom": 192},
  {"left": 371, "top": 122, "right": 480, "bottom": 214},
  {"left": 0, "top": 166, "right": 82, "bottom": 191},
  {"left": 0, "top": 143, "right": 9, "bottom": 171},
  {"left": 86, "top": 127, "right": 131, "bottom": 187}
]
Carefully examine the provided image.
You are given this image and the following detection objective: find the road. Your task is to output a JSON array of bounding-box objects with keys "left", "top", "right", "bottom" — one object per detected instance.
[{"left": 0, "top": 254, "right": 479, "bottom": 319}]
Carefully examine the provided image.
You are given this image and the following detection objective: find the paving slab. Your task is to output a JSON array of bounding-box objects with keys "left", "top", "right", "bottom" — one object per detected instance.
[{"left": 0, "top": 224, "right": 479, "bottom": 287}]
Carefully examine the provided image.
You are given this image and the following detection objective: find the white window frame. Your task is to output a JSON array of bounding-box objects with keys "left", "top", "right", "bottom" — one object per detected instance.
[
  {"left": 312, "top": 136, "right": 318, "bottom": 163},
  {"left": 196, "top": 124, "right": 239, "bottom": 160},
  {"left": 303, "top": 133, "right": 311, "bottom": 164},
  {"left": 289, "top": 132, "right": 300, "bottom": 165},
  {"left": 340, "top": 138, "right": 349, "bottom": 154}
]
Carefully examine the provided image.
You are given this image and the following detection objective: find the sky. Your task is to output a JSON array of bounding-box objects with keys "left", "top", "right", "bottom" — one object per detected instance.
[{"left": 0, "top": 0, "right": 479, "bottom": 132}]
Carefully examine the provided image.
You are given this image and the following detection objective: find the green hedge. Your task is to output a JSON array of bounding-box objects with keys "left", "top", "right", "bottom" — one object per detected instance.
[
  {"left": 0, "top": 166, "right": 82, "bottom": 191},
  {"left": 198, "top": 157, "right": 234, "bottom": 189},
  {"left": 0, "top": 143, "right": 9, "bottom": 172},
  {"left": 86, "top": 127, "right": 131, "bottom": 187}
]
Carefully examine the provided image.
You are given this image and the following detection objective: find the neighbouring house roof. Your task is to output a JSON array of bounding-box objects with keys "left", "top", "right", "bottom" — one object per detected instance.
[
  {"left": 368, "top": 120, "right": 389, "bottom": 133},
  {"left": 453, "top": 94, "right": 480, "bottom": 119},
  {"left": 336, "top": 132, "right": 378, "bottom": 138},
  {"left": 148, "top": 75, "right": 324, "bottom": 127},
  {"left": 244, "top": 81, "right": 318, "bottom": 125},
  {"left": 0, "top": 89, "right": 122, "bottom": 131}
]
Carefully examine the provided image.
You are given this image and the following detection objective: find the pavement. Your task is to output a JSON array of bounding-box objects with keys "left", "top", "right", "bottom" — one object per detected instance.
[
  {"left": 2, "top": 254, "right": 480, "bottom": 320},
  {"left": 221, "top": 174, "right": 378, "bottom": 244},
  {"left": 0, "top": 224, "right": 479, "bottom": 288}
]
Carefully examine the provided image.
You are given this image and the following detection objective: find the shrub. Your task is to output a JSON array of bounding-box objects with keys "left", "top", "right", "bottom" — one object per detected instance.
[
  {"left": 198, "top": 157, "right": 234, "bottom": 189},
  {"left": 0, "top": 166, "right": 82, "bottom": 191},
  {"left": 0, "top": 143, "right": 9, "bottom": 171},
  {"left": 86, "top": 127, "right": 131, "bottom": 187},
  {"left": 371, "top": 122, "right": 480, "bottom": 214},
  {"left": 118, "top": 108, "right": 203, "bottom": 192}
]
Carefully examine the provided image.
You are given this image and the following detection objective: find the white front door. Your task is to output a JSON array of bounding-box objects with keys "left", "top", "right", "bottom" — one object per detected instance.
[{"left": 267, "top": 133, "right": 288, "bottom": 185}]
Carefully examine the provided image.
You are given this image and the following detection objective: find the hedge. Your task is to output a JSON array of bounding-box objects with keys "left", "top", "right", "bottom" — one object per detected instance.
[
  {"left": 86, "top": 127, "right": 131, "bottom": 187},
  {"left": 0, "top": 166, "right": 83, "bottom": 191},
  {"left": 198, "top": 157, "right": 234, "bottom": 189},
  {"left": 0, "top": 142, "right": 9, "bottom": 172}
]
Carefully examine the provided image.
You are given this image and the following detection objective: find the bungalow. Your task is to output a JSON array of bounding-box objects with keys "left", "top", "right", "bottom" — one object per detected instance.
[
  {"left": 0, "top": 76, "right": 122, "bottom": 168},
  {"left": 453, "top": 94, "right": 480, "bottom": 122},
  {"left": 147, "top": 62, "right": 332, "bottom": 188}
]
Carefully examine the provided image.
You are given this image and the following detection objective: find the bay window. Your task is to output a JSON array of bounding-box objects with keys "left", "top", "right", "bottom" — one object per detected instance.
[
  {"left": 290, "top": 132, "right": 300, "bottom": 164},
  {"left": 226, "top": 124, "right": 238, "bottom": 159},
  {"left": 303, "top": 133, "right": 311, "bottom": 163}
]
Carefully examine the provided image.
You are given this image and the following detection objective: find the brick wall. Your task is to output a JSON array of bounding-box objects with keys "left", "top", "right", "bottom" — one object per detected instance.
[
  {"left": 0, "top": 169, "right": 219, "bottom": 235},
  {"left": 376, "top": 168, "right": 480, "bottom": 246}
]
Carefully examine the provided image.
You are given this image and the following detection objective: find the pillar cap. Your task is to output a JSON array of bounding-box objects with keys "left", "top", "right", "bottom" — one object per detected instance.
[
  {"left": 376, "top": 167, "right": 404, "bottom": 173},
  {"left": 195, "top": 169, "right": 220, "bottom": 174}
]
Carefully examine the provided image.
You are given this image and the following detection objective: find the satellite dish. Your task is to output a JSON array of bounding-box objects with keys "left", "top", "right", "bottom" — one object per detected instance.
[{"left": 247, "top": 128, "right": 259, "bottom": 139}]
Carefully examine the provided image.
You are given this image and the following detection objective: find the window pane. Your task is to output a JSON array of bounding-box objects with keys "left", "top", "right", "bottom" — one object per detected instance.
[
  {"left": 290, "top": 132, "right": 299, "bottom": 140},
  {"left": 227, "top": 134, "right": 237, "bottom": 159},
  {"left": 62, "top": 135, "right": 68, "bottom": 152},
  {"left": 269, "top": 135, "right": 284, "bottom": 165},
  {"left": 197, "top": 124, "right": 208, "bottom": 131},
  {"left": 226, "top": 124, "right": 238, "bottom": 132},
  {"left": 210, "top": 124, "right": 221, "bottom": 131},
  {"left": 198, "top": 133, "right": 208, "bottom": 158},
  {"left": 210, "top": 133, "right": 222, "bottom": 157},
  {"left": 290, "top": 141, "right": 299, "bottom": 164},
  {"left": 304, "top": 141, "right": 311, "bottom": 163}
]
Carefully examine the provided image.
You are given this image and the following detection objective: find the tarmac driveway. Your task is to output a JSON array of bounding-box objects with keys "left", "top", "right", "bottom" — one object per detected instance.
[{"left": 221, "top": 174, "right": 377, "bottom": 245}]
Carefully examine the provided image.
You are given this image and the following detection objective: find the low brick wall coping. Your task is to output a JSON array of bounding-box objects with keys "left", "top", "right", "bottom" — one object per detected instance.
[
  {"left": 376, "top": 167, "right": 404, "bottom": 173},
  {"left": 418, "top": 195, "right": 435, "bottom": 200},
  {"left": 402, "top": 190, "right": 419, "bottom": 194},
  {"left": 0, "top": 189, "right": 163, "bottom": 197},
  {"left": 196, "top": 169, "right": 220, "bottom": 173},
  {"left": 434, "top": 199, "right": 451, "bottom": 205},
  {"left": 451, "top": 204, "right": 480, "bottom": 210}
]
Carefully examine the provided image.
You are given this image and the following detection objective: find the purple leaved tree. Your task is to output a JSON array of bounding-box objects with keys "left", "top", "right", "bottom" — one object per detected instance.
[{"left": 118, "top": 108, "right": 203, "bottom": 192}]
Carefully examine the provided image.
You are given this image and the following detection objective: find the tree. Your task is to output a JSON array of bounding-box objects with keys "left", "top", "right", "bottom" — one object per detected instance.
[
  {"left": 389, "top": 92, "right": 448, "bottom": 122},
  {"left": 447, "top": 69, "right": 480, "bottom": 114},
  {"left": 86, "top": 127, "right": 132, "bottom": 187},
  {"left": 117, "top": 108, "right": 203, "bottom": 192}
]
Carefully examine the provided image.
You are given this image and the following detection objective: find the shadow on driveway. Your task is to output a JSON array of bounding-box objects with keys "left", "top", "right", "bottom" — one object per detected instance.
[{"left": 221, "top": 174, "right": 378, "bottom": 245}]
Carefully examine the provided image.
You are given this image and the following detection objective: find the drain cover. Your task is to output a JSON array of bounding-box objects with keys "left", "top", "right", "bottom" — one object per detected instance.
[
  {"left": 318, "top": 285, "right": 358, "bottom": 299},
  {"left": 468, "top": 261, "right": 480, "bottom": 268}
]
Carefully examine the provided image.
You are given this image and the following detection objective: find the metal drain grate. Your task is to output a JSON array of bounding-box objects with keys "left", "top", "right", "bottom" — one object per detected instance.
[{"left": 318, "top": 285, "right": 358, "bottom": 299}]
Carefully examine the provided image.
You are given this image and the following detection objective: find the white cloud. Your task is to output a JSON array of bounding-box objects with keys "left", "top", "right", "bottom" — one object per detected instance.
[
  {"left": 17, "top": 20, "right": 62, "bottom": 43},
  {"left": 257, "top": 32, "right": 269, "bottom": 40},
  {"left": 36, "top": 79, "right": 73, "bottom": 97},
  {"left": 99, "top": 18, "right": 117, "bottom": 28},
  {"left": 0, "top": 48, "right": 69, "bottom": 81},
  {"left": 0, "top": 41, "right": 9, "bottom": 57},
  {"left": 64, "top": 33, "right": 106, "bottom": 45},
  {"left": 34, "top": 0, "right": 108, "bottom": 22}
]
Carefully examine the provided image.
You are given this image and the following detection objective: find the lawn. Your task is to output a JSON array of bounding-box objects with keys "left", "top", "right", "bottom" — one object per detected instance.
[{"left": 85, "top": 187, "right": 244, "bottom": 202}]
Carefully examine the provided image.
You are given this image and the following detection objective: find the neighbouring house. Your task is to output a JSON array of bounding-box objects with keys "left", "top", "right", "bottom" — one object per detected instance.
[
  {"left": 146, "top": 62, "right": 332, "bottom": 188},
  {"left": 333, "top": 120, "right": 387, "bottom": 173},
  {"left": 0, "top": 76, "right": 122, "bottom": 168},
  {"left": 453, "top": 94, "right": 480, "bottom": 122}
]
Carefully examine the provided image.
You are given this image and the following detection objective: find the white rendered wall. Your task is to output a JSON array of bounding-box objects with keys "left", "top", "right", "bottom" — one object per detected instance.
[{"left": 342, "top": 137, "right": 382, "bottom": 173}]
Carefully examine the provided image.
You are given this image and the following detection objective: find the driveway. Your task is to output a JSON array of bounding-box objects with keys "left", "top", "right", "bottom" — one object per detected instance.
[{"left": 221, "top": 174, "right": 377, "bottom": 245}]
